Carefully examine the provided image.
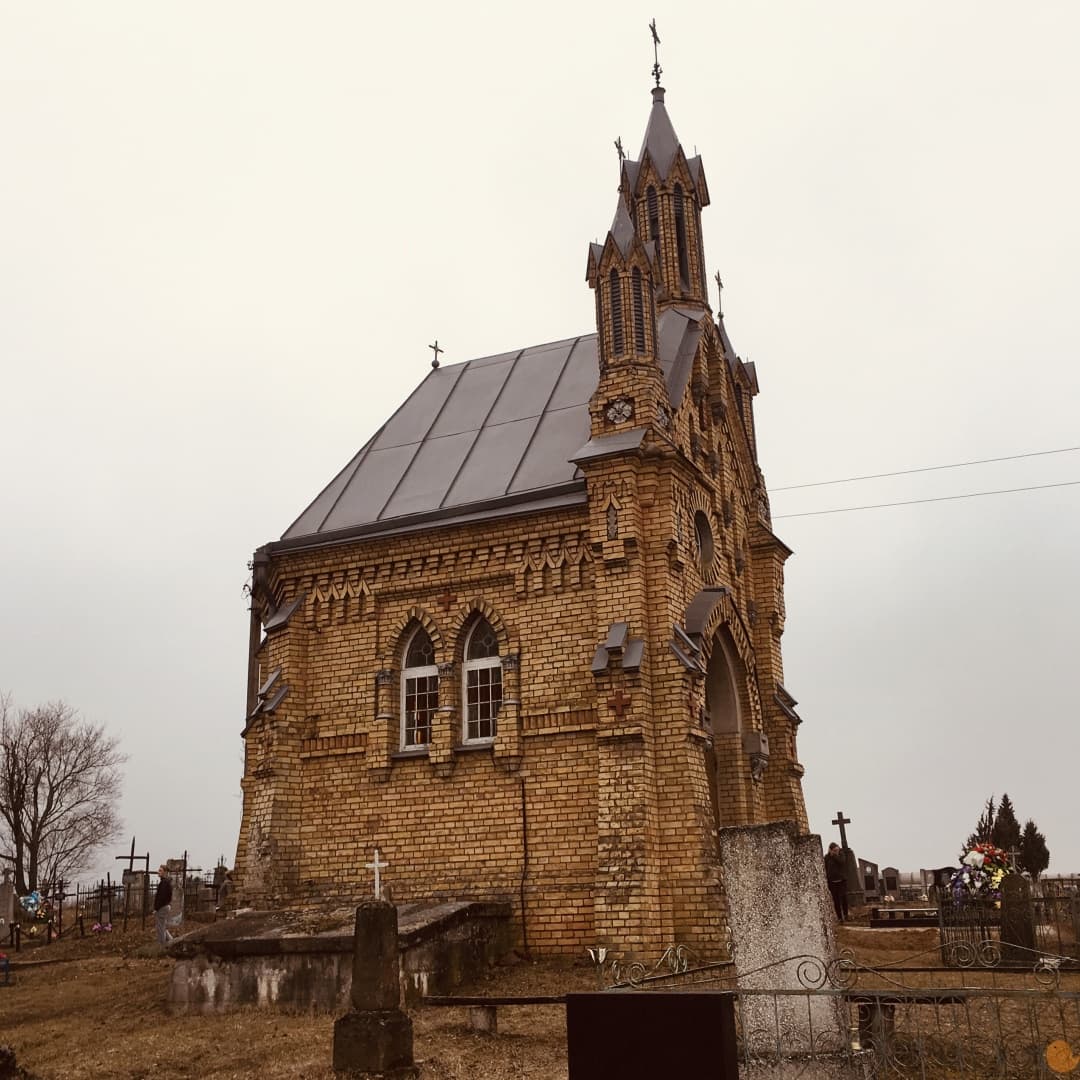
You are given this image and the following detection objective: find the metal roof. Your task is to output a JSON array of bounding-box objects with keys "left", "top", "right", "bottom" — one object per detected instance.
[{"left": 278, "top": 309, "right": 707, "bottom": 548}]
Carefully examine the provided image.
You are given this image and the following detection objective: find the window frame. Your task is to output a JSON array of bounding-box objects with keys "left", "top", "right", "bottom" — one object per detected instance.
[
  {"left": 461, "top": 619, "right": 502, "bottom": 745},
  {"left": 400, "top": 627, "right": 438, "bottom": 750}
]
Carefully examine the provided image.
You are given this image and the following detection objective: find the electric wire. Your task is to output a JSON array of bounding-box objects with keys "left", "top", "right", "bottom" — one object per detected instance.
[
  {"left": 772, "top": 446, "right": 1080, "bottom": 492},
  {"left": 772, "top": 479, "right": 1080, "bottom": 519}
]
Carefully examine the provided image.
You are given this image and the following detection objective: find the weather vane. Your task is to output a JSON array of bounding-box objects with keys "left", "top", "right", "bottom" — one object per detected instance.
[
  {"left": 429, "top": 340, "right": 443, "bottom": 369},
  {"left": 614, "top": 136, "right": 625, "bottom": 163},
  {"left": 650, "top": 19, "right": 662, "bottom": 88}
]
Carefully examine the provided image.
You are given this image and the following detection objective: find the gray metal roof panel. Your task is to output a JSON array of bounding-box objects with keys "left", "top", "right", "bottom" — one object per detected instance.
[
  {"left": 379, "top": 430, "right": 477, "bottom": 520},
  {"left": 547, "top": 336, "right": 598, "bottom": 410},
  {"left": 488, "top": 342, "right": 570, "bottom": 425},
  {"left": 441, "top": 416, "right": 540, "bottom": 507},
  {"left": 280, "top": 317, "right": 705, "bottom": 545},
  {"left": 371, "top": 364, "right": 465, "bottom": 451},
  {"left": 507, "top": 403, "right": 589, "bottom": 493},
  {"left": 318, "top": 442, "right": 419, "bottom": 533},
  {"left": 657, "top": 308, "right": 703, "bottom": 407}
]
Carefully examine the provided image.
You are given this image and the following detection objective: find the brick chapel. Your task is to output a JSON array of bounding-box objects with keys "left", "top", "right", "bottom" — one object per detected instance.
[{"left": 235, "top": 78, "right": 809, "bottom": 958}]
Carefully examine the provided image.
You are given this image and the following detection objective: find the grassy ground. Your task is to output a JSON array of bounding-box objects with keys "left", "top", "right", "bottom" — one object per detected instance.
[{"left": 1, "top": 919, "right": 1076, "bottom": 1078}]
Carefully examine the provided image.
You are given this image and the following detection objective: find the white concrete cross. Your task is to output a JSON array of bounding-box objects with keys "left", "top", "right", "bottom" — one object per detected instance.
[{"left": 365, "top": 847, "right": 389, "bottom": 900}]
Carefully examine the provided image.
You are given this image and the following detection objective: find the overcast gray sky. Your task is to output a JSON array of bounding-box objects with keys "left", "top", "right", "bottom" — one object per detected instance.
[{"left": 2, "top": 2, "right": 1077, "bottom": 885}]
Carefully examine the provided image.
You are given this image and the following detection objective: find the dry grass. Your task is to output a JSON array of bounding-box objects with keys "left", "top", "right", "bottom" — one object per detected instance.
[{"left": 1, "top": 922, "right": 1075, "bottom": 1078}]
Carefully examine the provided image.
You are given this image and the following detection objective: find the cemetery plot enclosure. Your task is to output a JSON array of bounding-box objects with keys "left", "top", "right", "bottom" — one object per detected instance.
[{"left": 936, "top": 878, "right": 1080, "bottom": 970}]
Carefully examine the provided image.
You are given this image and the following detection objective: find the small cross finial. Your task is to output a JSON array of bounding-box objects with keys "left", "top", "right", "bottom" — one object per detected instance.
[
  {"left": 649, "top": 19, "right": 662, "bottom": 88},
  {"left": 429, "top": 340, "right": 443, "bottom": 369},
  {"left": 714, "top": 271, "right": 724, "bottom": 317},
  {"left": 364, "top": 847, "right": 389, "bottom": 900},
  {"left": 614, "top": 136, "right": 625, "bottom": 164}
]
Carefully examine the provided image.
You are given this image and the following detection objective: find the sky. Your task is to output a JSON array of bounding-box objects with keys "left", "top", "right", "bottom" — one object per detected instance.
[{"left": 2, "top": 2, "right": 1077, "bottom": 886}]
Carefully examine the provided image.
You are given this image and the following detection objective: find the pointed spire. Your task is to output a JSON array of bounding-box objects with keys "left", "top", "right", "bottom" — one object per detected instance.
[
  {"left": 639, "top": 86, "right": 681, "bottom": 180},
  {"left": 610, "top": 198, "right": 636, "bottom": 257}
]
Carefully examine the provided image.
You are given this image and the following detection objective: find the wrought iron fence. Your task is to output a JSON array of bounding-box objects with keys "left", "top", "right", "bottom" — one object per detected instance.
[
  {"left": 598, "top": 938, "right": 1080, "bottom": 1077},
  {"left": 936, "top": 888, "right": 1080, "bottom": 968}
]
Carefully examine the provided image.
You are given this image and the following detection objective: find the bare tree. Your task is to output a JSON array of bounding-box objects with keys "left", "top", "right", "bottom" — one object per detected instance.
[{"left": 0, "top": 694, "right": 125, "bottom": 894}]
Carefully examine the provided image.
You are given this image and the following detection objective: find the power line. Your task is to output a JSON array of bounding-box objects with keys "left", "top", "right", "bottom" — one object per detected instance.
[
  {"left": 772, "top": 446, "right": 1080, "bottom": 492},
  {"left": 772, "top": 479, "right": 1080, "bottom": 519}
]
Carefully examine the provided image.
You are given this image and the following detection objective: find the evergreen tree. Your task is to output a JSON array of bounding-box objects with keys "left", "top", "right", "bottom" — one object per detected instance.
[
  {"left": 963, "top": 795, "right": 996, "bottom": 854},
  {"left": 991, "top": 793, "right": 1022, "bottom": 854},
  {"left": 1019, "top": 820, "right": 1050, "bottom": 880}
]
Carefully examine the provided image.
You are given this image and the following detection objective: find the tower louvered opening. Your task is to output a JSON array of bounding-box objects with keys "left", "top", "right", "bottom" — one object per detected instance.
[
  {"left": 632, "top": 267, "right": 646, "bottom": 353},
  {"left": 646, "top": 186, "right": 659, "bottom": 244},
  {"left": 674, "top": 184, "right": 690, "bottom": 287},
  {"left": 609, "top": 269, "right": 624, "bottom": 355}
]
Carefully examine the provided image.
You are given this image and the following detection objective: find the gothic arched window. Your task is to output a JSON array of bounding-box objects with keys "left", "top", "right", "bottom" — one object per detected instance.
[
  {"left": 609, "top": 269, "right": 624, "bottom": 356},
  {"left": 674, "top": 184, "right": 690, "bottom": 287},
  {"left": 462, "top": 617, "right": 502, "bottom": 743},
  {"left": 401, "top": 626, "right": 437, "bottom": 748},
  {"left": 632, "top": 268, "right": 647, "bottom": 353},
  {"left": 646, "top": 186, "right": 659, "bottom": 244}
]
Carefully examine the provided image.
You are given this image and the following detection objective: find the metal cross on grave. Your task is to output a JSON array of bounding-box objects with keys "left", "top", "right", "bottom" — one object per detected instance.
[
  {"left": 832, "top": 810, "right": 851, "bottom": 849},
  {"left": 607, "top": 689, "right": 632, "bottom": 719},
  {"left": 365, "top": 848, "right": 389, "bottom": 900}
]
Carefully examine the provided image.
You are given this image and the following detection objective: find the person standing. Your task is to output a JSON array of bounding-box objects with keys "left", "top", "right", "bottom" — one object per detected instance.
[
  {"left": 154, "top": 864, "right": 174, "bottom": 945},
  {"left": 824, "top": 842, "right": 849, "bottom": 922}
]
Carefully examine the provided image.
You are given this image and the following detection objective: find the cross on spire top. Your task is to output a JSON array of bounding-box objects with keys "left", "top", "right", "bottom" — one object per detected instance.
[
  {"left": 614, "top": 136, "right": 625, "bottom": 164},
  {"left": 429, "top": 340, "right": 443, "bottom": 369},
  {"left": 649, "top": 19, "right": 662, "bottom": 88},
  {"left": 714, "top": 271, "right": 724, "bottom": 317}
]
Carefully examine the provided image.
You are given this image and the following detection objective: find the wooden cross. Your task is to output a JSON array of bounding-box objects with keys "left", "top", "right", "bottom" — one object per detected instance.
[
  {"left": 436, "top": 589, "right": 457, "bottom": 610},
  {"left": 429, "top": 340, "right": 443, "bottom": 369},
  {"left": 365, "top": 848, "right": 389, "bottom": 900},
  {"left": 714, "top": 271, "right": 724, "bottom": 317},
  {"left": 607, "top": 689, "right": 632, "bottom": 718},
  {"left": 614, "top": 136, "right": 625, "bottom": 163},
  {"left": 649, "top": 19, "right": 662, "bottom": 87},
  {"left": 832, "top": 811, "right": 851, "bottom": 849}
]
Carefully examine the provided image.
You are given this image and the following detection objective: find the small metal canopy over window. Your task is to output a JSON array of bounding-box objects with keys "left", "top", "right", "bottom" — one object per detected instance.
[
  {"left": 463, "top": 617, "right": 501, "bottom": 743},
  {"left": 402, "top": 626, "right": 438, "bottom": 749},
  {"left": 694, "top": 510, "right": 714, "bottom": 576}
]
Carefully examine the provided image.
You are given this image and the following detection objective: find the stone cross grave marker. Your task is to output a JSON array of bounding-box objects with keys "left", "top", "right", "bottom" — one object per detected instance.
[
  {"left": 831, "top": 810, "right": 863, "bottom": 909},
  {"left": 332, "top": 900, "right": 417, "bottom": 1078},
  {"left": 365, "top": 848, "right": 388, "bottom": 900}
]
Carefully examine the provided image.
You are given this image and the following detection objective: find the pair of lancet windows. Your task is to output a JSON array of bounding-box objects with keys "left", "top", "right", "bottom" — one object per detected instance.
[
  {"left": 608, "top": 267, "right": 648, "bottom": 357},
  {"left": 400, "top": 618, "right": 503, "bottom": 750}
]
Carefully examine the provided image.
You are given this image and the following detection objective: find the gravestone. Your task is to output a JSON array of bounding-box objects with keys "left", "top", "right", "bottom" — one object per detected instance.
[
  {"left": 566, "top": 992, "right": 737, "bottom": 1079},
  {"left": 719, "top": 821, "right": 845, "bottom": 1055},
  {"left": 858, "top": 858, "right": 880, "bottom": 903},
  {"left": 332, "top": 901, "right": 417, "bottom": 1078},
  {"left": 882, "top": 867, "right": 899, "bottom": 896},
  {"left": 0, "top": 869, "right": 13, "bottom": 929},
  {"left": 1000, "top": 874, "right": 1036, "bottom": 962}
]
